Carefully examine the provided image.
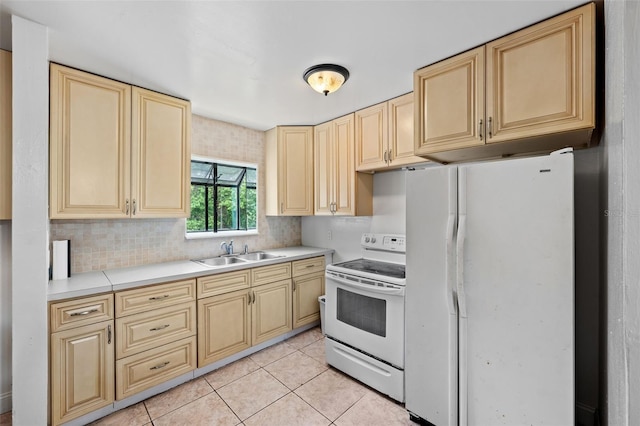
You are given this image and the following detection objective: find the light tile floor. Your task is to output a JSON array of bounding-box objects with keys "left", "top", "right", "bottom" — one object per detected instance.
[{"left": 0, "top": 327, "right": 411, "bottom": 426}]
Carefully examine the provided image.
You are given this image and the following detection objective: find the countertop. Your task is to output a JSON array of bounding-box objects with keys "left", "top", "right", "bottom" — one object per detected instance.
[{"left": 47, "top": 246, "right": 334, "bottom": 301}]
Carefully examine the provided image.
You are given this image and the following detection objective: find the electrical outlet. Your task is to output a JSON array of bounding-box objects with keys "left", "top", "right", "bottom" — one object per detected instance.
[{"left": 327, "top": 230, "right": 332, "bottom": 240}]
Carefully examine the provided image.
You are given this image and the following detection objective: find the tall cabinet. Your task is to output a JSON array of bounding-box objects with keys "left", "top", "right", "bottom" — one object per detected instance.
[
  {"left": 0, "top": 50, "right": 11, "bottom": 220},
  {"left": 49, "top": 64, "right": 191, "bottom": 219},
  {"left": 314, "top": 113, "right": 372, "bottom": 216}
]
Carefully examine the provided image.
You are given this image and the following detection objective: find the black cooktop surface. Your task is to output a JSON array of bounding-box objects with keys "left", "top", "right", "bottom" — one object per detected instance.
[{"left": 333, "top": 259, "right": 405, "bottom": 280}]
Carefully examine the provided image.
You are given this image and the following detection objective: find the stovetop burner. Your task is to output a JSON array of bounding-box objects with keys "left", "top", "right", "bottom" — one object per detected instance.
[{"left": 333, "top": 258, "right": 406, "bottom": 280}]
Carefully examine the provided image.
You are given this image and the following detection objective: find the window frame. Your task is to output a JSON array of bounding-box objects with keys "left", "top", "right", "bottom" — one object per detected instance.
[{"left": 185, "top": 155, "right": 258, "bottom": 239}]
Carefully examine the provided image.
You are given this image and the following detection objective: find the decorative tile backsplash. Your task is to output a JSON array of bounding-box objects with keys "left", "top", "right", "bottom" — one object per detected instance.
[{"left": 50, "top": 115, "right": 302, "bottom": 274}]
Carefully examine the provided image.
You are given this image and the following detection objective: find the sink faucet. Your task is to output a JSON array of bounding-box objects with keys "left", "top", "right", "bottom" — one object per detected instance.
[
  {"left": 220, "top": 240, "right": 234, "bottom": 255},
  {"left": 243, "top": 244, "right": 249, "bottom": 254}
]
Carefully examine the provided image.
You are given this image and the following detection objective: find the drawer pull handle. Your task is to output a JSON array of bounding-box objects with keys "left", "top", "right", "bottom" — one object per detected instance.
[
  {"left": 305, "top": 264, "right": 315, "bottom": 268},
  {"left": 149, "top": 324, "right": 170, "bottom": 332},
  {"left": 149, "top": 361, "right": 170, "bottom": 370},
  {"left": 149, "top": 295, "right": 170, "bottom": 301},
  {"left": 70, "top": 309, "right": 99, "bottom": 317}
]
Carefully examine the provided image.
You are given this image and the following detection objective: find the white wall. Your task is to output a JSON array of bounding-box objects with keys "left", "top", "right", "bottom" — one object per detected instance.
[
  {"left": 0, "top": 222, "right": 11, "bottom": 413},
  {"left": 302, "top": 169, "right": 406, "bottom": 262},
  {"left": 11, "top": 16, "right": 49, "bottom": 425},
  {"left": 604, "top": 1, "right": 640, "bottom": 424}
]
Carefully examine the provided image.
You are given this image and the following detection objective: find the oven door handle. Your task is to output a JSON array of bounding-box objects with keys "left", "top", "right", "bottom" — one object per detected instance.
[{"left": 326, "top": 273, "right": 405, "bottom": 296}]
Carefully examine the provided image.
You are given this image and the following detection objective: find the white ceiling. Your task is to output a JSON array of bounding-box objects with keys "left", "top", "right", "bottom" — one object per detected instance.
[{"left": 0, "top": 0, "right": 586, "bottom": 131}]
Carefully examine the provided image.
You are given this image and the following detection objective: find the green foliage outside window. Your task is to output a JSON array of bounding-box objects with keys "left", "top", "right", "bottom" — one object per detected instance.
[{"left": 187, "top": 160, "right": 257, "bottom": 233}]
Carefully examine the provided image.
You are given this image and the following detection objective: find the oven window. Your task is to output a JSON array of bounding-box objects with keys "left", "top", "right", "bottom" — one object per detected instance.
[{"left": 336, "top": 288, "right": 386, "bottom": 337}]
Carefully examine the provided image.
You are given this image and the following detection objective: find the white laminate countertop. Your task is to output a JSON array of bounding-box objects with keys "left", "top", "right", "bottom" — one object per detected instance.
[{"left": 47, "top": 246, "right": 333, "bottom": 301}]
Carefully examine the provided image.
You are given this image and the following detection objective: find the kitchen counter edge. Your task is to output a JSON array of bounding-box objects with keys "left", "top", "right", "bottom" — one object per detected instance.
[{"left": 47, "top": 246, "right": 334, "bottom": 301}]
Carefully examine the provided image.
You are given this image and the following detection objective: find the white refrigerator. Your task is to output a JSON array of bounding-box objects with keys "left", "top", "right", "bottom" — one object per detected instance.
[{"left": 405, "top": 151, "right": 574, "bottom": 426}]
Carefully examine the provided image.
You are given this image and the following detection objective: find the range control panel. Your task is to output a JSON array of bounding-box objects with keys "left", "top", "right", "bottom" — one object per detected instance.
[{"left": 360, "top": 233, "right": 406, "bottom": 253}]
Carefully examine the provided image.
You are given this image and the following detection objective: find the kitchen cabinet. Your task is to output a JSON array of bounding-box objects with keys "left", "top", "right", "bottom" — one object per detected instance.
[
  {"left": 49, "top": 294, "right": 115, "bottom": 426},
  {"left": 252, "top": 278, "right": 292, "bottom": 345},
  {"left": 314, "top": 114, "right": 373, "bottom": 216},
  {"left": 355, "top": 94, "right": 424, "bottom": 172},
  {"left": 414, "top": 2, "right": 595, "bottom": 163},
  {"left": 292, "top": 257, "right": 325, "bottom": 329},
  {"left": 114, "top": 279, "right": 196, "bottom": 399},
  {"left": 0, "top": 50, "right": 11, "bottom": 220},
  {"left": 49, "top": 63, "right": 191, "bottom": 219},
  {"left": 265, "top": 126, "right": 314, "bottom": 216},
  {"left": 197, "top": 263, "right": 292, "bottom": 367}
]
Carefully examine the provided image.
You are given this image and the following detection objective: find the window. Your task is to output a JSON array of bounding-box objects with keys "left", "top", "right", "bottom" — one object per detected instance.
[{"left": 187, "top": 157, "right": 257, "bottom": 234}]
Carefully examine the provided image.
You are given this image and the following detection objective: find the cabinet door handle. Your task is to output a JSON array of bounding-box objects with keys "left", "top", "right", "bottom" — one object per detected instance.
[
  {"left": 488, "top": 117, "right": 493, "bottom": 138},
  {"left": 388, "top": 149, "right": 392, "bottom": 163},
  {"left": 383, "top": 150, "right": 388, "bottom": 164},
  {"left": 70, "top": 308, "right": 98, "bottom": 317},
  {"left": 149, "top": 294, "right": 170, "bottom": 301},
  {"left": 293, "top": 281, "right": 296, "bottom": 291},
  {"left": 247, "top": 292, "right": 251, "bottom": 305},
  {"left": 132, "top": 199, "right": 137, "bottom": 215},
  {"left": 125, "top": 199, "right": 130, "bottom": 215},
  {"left": 252, "top": 291, "right": 256, "bottom": 304},
  {"left": 107, "top": 324, "right": 112, "bottom": 344},
  {"left": 149, "top": 361, "right": 170, "bottom": 370},
  {"left": 280, "top": 202, "right": 284, "bottom": 214},
  {"left": 149, "top": 324, "right": 170, "bottom": 332},
  {"left": 479, "top": 119, "right": 483, "bottom": 141}
]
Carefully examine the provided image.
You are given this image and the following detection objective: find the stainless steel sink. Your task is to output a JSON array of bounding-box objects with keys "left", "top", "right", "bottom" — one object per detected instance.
[
  {"left": 234, "top": 252, "right": 284, "bottom": 261},
  {"left": 193, "top": 256, "right": 249, "bottom": 267}
]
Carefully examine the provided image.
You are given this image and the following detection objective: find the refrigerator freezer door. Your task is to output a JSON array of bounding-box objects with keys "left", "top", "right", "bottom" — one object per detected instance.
[
  {"left": 406, "top": 167, "right": 458, "bottom": 426},
  {"left": 459, "top": 153, "right": 574, "bottom": 425}
]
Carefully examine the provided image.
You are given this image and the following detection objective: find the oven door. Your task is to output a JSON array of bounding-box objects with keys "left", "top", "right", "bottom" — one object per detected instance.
[{"left": 325, "top": 270, "right": 405, "bottom": 368}]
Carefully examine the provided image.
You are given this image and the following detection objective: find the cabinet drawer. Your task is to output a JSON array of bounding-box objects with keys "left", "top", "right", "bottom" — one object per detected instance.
[
  {"left": 251, "top": 263, "right": 291, "bottom": 287},
  {"left": 292, "top": 256, "right": 326, "bottom": 277},
  {"left": 116, "top": 336, "right": 196, "bottom": 400},
  {"left": 115, "top": 279, "right": 195, "bottom": 317},
  {"left": 50, "top": 294, "right": 114, "bottom": 333},
  {"left": 116, "top": 302, "right": 196, "bottom": 359},
  {"left": 197, "top": 270, "right": 251, "bottom": 299}
]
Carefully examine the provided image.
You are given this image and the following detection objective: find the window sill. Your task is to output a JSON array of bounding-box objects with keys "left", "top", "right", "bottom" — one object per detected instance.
[{"left": 185, "top": 229, "right": 259, "bottom": 240}]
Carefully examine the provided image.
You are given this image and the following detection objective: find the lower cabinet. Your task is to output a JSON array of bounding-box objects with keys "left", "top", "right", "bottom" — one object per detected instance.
[
  {"left": 198, "top": 289, "right": 252, "bottom": 366},
  {"left": 49, "top": 295, "right": 115, "bottom": 426},
  {"left": 114, "top": 279, "right": 197, "bottom": 399},
  {"left": 197, "top": 263, "right": 293, "bottom": 368},
  {"left": 252, "top": 279, "right": 292, "bottom": 345},
  {"left": 292, "top": 257, "right": 326, "bottom": 329},
  {"left": 49, "top": 257, "right": 325, "bottom": 423}
]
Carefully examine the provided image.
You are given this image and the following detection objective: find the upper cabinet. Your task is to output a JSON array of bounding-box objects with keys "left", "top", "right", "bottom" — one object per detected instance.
[
  {"left": 0, "top": 50, "right": 11, "bottom": 220},
  {"left": 414, "top": 2, "right": 595, "bottom": 163},
  {"left": 314, "top": 114, "right": 372, "bottom": 216},
  {"left": 356, "top": 93, "right": 424, "bottom": 172},
  {"left": 265, "top": 126, "right": 314, "bottom": 216},
  {"left": 49, "top": 64, "right": 191, "bottom": 219}
]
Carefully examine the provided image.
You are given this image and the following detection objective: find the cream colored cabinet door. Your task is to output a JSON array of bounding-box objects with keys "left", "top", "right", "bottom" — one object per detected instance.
[
  {"left": 50, "top": 320, "right": 114, "bottom": 426},
  {"left": 0, "top": 50, "right": 11, "bottom": 220},
  {"left": 251, "top": 279, "right": 292, "bottom": 345},
  {"left": 292, "top": 271, "right": 325, "bottom": 329},
  {"left": 50, "top": 64, "right": 132, "bottom": 218},
  {"left": 265, "top": 126, "right": 314, "bottom": 216},
  {"left": 414, "top": 46, "right": 485, "bottom": 156},
  {"left": 314, "top": 121, "right": 333, "bottom": 215},
  {"left": 388, "top": 93, "right": 424, "bottom": 168},
  {"left": 355, "top": 102, "right": 388, "bottom": 171},
  {"left": 314, "top": 114, "right": 372, "bottom": 216},
  {"left": 131, "top": 87, "right": 191, "bottom": 218},
  {"left": 197, "top": 289, "right": 251, "bottom": 367},
  {"left": 485, "top": 2, "right": 595, "bottom": 143}
]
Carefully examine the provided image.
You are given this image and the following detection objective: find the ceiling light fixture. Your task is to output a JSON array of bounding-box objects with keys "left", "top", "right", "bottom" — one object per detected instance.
[{"left": 303, "top": 64, "right": 350, "bottom": 96}]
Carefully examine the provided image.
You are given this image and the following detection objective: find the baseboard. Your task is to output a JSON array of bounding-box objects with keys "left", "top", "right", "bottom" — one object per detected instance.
[
  {"left": 576, "top": 402, "right": 598, "bottom": 426},
  {"left": 0, "top": 391, "right": 11, "bottom": 415}
]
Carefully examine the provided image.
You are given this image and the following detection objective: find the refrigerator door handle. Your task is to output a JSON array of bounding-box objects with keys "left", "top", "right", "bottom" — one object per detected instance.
[
  {"left": 456, "top": 214, "right": 468, "bottom": 318},
  {"left": 446, "top": 212, "right": 458, "bottom": 315}
]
